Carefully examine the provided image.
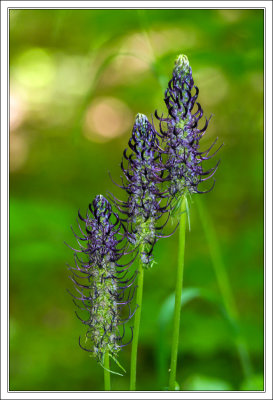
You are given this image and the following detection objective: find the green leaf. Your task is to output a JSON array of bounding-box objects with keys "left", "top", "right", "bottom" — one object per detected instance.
[
  {"left": 156, "top": 288, "right": 202, "bottom": 389},
  {"left": 156, "top": 287, "right": 240, "bottom": 390},
  {"left": 184, "top": 374, "right": 233, "bottom": 391},
  {"left": 158, "top": 288, "right": 201, "bottom": 328}
]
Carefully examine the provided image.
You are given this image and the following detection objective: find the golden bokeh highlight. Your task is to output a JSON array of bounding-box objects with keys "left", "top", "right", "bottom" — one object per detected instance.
[
  {"left": 195, "top": 68, "right": 229, "bottom": 107},
  {"left": 149, "top": 27, "right": 198, "bottom": 56},
  {"left": 10, "top": 132, "right": 29, "bottom": 172},
  {"left": 84, "top": 97, "right": 133, "bottom": 143},
  {"left": 10, "top": 89, "right": 27, "bottom": 132}
]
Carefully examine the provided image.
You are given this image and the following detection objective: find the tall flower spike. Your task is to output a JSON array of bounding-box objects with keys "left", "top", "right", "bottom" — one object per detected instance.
[
  {"left": 67, "top": 195, "right": 137, "bottom": 364},
  {"left": 111, "top": 114, "right": 168, "bottom": 268},
  {"left": 155, "top": 54, "right": 222, "bottom": 199}
]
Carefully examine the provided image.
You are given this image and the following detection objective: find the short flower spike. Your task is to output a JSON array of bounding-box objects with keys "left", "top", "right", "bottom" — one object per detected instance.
[
  {"left": 155, "top": 54, "right": 222, "bottom": 198},
  {"left": 67, "top": 195, "right": 136, "bottom": 363}
]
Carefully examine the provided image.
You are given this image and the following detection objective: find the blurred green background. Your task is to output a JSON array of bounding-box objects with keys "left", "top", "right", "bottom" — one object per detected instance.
[{"left": 9, "top": 9, "right": 264, "bottom": 391}]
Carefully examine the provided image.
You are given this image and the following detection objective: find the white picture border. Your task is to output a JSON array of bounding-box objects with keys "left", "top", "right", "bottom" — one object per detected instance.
[{"left": 1, "top": 1, "right": 272, "bottom": 399}]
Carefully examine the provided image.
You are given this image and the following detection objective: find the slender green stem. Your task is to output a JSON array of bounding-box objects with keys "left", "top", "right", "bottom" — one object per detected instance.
[
  {"left": 104, "top": 351, "right": 111, "bottom": 391},
  {"left": 169, "top": 197, "right": 187, "bottom": 390},
  {"left": 196, "top": 196, "right": 253, "bottom": 378},
  {"left": 130, "top": 245, "right": 145, "bottom": 391}
]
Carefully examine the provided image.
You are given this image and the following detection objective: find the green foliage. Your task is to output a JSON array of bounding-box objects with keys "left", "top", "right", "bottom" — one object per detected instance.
[{"left": 184, "top": 375, "right": 233, "bottom": 391}]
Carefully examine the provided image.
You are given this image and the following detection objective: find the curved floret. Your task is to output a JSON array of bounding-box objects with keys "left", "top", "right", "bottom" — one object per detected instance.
[
  {"left": 67, "top": 195, "right": 137, "bottom": 363},
  {"left": 111, "top": 114, "right": 169, "bottom": 268},
  {"left": 155, "top": 54, "right": 222, "bottom": 198}
]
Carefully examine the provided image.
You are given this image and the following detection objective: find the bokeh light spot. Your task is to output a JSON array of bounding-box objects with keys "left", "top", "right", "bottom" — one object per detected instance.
[
  {"left": 55, "top": 55, "right": 92, "bottom": 97},
  {"left": 218, "top": 9, "right": 244, "bottom": 23},
  {"left": 122, "top": 33, "right": 154, "bottom": 62},
  {"left": 10, "top": 89, "right": 27, "bottom": 131},
  {"left": 10, "top": 132, "right": 29, "bottom": 172},
  {"left": 149, "top": 27, "right": 198, "bottom": 55},
  {"left": 84, "top": 97, "right": 133, "bottom": 143},
  {"left": 13, "top": 48, "right": 55, "bottom": 89},
  {"left": 100, "top": 54, "right": 149, "bottom": 87},
  {"left": 195, "top": 67, "right": 229, "bottom": 107}
]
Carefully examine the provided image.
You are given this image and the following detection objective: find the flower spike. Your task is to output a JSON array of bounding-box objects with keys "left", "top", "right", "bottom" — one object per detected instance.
[
  {"left": 68, "top": 195, "right": 136, "bottom": 363},
  {"left": 155, "top": 54, "right": 221, "bottom": 199},
  {"left": 113, "top": 113, "right": 167, "bottom": 268}
]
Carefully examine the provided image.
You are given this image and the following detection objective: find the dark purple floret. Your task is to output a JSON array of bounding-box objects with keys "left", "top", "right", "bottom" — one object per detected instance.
[
  {"left": 111, "top": 114, "right": 169, "bottom": 268},
  {"left": 155, "top": 55, "right": 222, "bottom": 199},
  {"left": 67, "top": 195, "right": 137, "bottom": 363}
]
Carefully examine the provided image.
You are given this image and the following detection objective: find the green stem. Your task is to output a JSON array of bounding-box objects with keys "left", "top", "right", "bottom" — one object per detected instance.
[
  {"left": 196, "top": 196, "right": 253, "bottom": 378},
  {"left": 104, "top": 351, "right": 111, "bottom": 391},
  {"left": 169, "top": 197, "right": 187, "bottom": 390},
  {"left": 130, "top": 245, "right": 144, "bottom": 391}
]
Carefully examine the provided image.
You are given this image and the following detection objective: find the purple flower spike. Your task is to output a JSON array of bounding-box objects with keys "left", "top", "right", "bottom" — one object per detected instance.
[
  {"left": 155, "top": 55, "right": 222, "bottom": 198},
  {"left": 67, "top": 195, "right": 136, "bottom": 362},
  {"left": 112, "top": 114, "right": 168, "bottom": 268}
]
